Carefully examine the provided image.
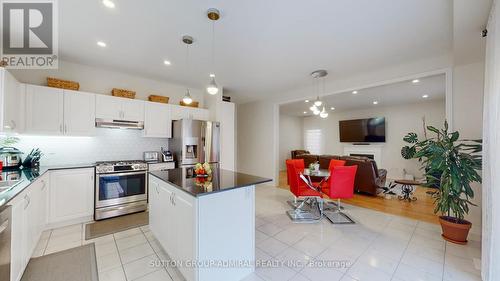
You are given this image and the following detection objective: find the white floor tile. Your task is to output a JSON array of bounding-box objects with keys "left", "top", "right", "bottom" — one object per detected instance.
[
  {"left": 51, "top": 224, "right": 82, "bottom": 237},
  {"left": 275, "top": 247, "right": 313, "bottom": 272},
  {"left": 300, "top": 266, "right": 345, "bottom": 281},
  {"left": 97, "top": 252, "right": 122, "bottom": 273},
  {"left": 134, "top": 268, "right": 173, "bottom": 281},
  {"left": 257, "top": 237, "right": 290, "bottom": 257},
  {"left": 257, "top": 222, "right": 284, "bottom": 237},
  {"left": 123, "top": 254, "right": 161, "bottom": 280},
  {"left": 256, "top": 261, "right": 298, "bottom": 281},
  {"left": 119, "top": 242, "right": 155, "bottom": 264},
  {"left": 95, "top": 241, "right": 118, "bottom": 258},
  {"left": 393, "top": 263, "right": 442, "bottom": 281},
  {"left": 241, "top": 272, "right": 266, "bottom": 281},
  {"left": 84, "top": 234, "right": 115, "bottom": 246},
  {"left": 98, "top": 267, "right": 127, "bottom": 281},
  {"left": 115, "top": 233, "right": 148, "bottom": 250}
]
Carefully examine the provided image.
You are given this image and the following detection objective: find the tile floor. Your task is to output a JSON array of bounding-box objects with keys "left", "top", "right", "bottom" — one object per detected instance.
[{"left": 32, "top": 184, "right": 482, "bottom": 281}]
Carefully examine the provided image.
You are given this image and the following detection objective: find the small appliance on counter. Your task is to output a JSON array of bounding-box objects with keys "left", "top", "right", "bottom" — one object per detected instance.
[
  {"left": 161, "top": 147, "right": 173, "bottom": 162},
  {"left": 0, "top": 147, "right": 23, "bottom": 169},
  {"left": 22, "top": 148, "right": 42, "bottom": 168},
  {"left": 143, "top": 151, "right": 160, "bottom": 163}
]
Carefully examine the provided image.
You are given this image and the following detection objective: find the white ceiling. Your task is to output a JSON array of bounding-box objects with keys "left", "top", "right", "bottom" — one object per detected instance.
[
  {"left": 58, "top": 0, "right": 453, "bottom": 103},
  {"left": 279, "top": 74, "right": 446, "bottom": 116}
]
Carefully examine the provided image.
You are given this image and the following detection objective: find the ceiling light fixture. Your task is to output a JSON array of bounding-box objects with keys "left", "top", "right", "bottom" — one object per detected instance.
[
  {"left": 206, "top": 8, "right": 220, "bottom": 95},
  {"left": 182, "top": 35, "right": 194, "bottom": 105},
  {"left": 330, "top": 107, "right": 335, "bottom": 110},
  {"left": 102, "top": 0, "right": 115, "bottom": 9},
  {"left": 422, "top": 94, "right": 429, "bottom": 98},
  {"left": 352, "top": 90, "right": 358, "bottom": 94},
  {"left": 163, "top": 60, "right": 171, "bottom": 65},
  {"left": 97, "top": 41, "right": 106, "bottom": 47},
  {"left": 305, "top": 100, "right": 309, "bottom": 103},
  {"left": 412, "top": 79, "right": 420, "bottom": 84},
  {"left": 309, "top": 70, "right": 329, "bottom": 118},
  {"left": 373, "top": 101, "right": 379, "bottom": 105},
  {"left": 303, "top": 111, "right": 307, "bottom": 114},
  {"left": 320, "top": 107, "right": 329, "bottom": 118}
]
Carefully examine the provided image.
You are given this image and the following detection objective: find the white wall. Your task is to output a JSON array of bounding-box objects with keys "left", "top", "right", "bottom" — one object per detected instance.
[
  {"left": 452, "top": 61, "right": 485, "bottom": 238},
  {"left": 237, "top": 101, "right": 277, "bottom": 181},
  {"left": 278, "top": 114, "right": 303, "bottom": 170},
  {"left": 9, "top": 60, "right": 205, "bottom": 107},
  {"left": 482, "top": 3, "right": 499, "bottom": 278},
  {"left": 14, "top": 129, "right": 168, "bottom": 166},
  {"left": 302, "top": 100, "right": 446, "bottom": 179}
]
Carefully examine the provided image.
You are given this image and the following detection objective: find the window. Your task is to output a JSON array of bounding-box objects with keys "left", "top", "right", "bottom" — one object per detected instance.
[{"left": 304, "top": 129, "right": 323, "bottom": 155}]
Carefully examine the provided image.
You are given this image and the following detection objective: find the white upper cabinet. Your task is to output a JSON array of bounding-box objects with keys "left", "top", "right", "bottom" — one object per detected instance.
[
  {"left": 95, "top": 94, "right": 122, "bottom": 120},
  {"left": 171, "top": 105, "right": 209, "bottom": 121},
  {"left": 0, "top": 69, "right": 24, "bottom": 133},
  {"left": 122, "top": 98, "right": 145, "bottom": 121},
  {"left": 95, "top": 95, "right": 144, "bottom": 121},
  {"left": 63, "top": 90, "right": 96, "bottom": 136},
  {"left": 25, "top": 85, "right": 96, "bottom": 136},
  {"left": 144, "top": 102, "right": 172, "bottom": 138},
  {"left": 25, "top": 85, "right": 64, "bottom": 135}
]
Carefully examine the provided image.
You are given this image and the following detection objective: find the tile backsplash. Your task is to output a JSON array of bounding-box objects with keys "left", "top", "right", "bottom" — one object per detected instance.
[{"left": 15, "top": 129, "right": 168, "bottom": 166}]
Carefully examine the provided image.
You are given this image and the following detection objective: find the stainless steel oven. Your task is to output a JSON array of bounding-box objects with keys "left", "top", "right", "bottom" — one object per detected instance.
[{"left": 95, "top": 161, "right": 148, "bottom": 220}]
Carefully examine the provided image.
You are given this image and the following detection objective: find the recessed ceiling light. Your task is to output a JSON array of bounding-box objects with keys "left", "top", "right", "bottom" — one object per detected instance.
[
  {"left": 422, "top": 94, "right": 429, "bottom": 98},
  {"left": 373, "top": 101, "right": 378, "bottom": 105},
  {"left": 330, "top": 107, "right": 335, "bottom": 110},
  {"left": 412, "top": 79, "right": 420, "bottom": 84},
  {"left": 209, "top": 73, "right": 215, "bottom": 78},
  {"left": 102, "top": 0, "right": 115, "bottom": 8},
  {"left": 303, "top": 111, "right": 307, "bottom": 114},
  {"left": 305, "top": 100, "right": 309, "bottom": 103},
  {"left": 163, "top": 60, "right": 171, "bottom": 65},
  {"left": 97, "top": 41, "right": 107, "bottom": 47},
  {"left": 352, "top": 91, "right": 358, "bottom": 94}
]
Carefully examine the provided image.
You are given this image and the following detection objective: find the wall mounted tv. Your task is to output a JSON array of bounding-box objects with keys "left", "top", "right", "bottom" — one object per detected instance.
[{"left": 339, "top": 117, "right": 386, "bottom": 143}]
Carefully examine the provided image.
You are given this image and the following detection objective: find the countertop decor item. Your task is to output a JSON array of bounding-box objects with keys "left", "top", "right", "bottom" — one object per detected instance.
[
  {"left": 111, "top": 88, "right": 136, "bottom": 99},
  {"left": 401, "top": 121, "right": 482, "bottom": 244},
  {"left": 47, "top": 77, "right": 80, "bottom": 90},
  {"left": 194, "top": 162, "right": 212, "bottom": 177},
  {"left": 148, "top": 94, "right": 169, "bottom": 104}
]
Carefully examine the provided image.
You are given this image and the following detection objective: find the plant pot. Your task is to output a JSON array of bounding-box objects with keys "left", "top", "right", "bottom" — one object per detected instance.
[{"left": 439, "top": 216, "right": 472, "bottom": 244}]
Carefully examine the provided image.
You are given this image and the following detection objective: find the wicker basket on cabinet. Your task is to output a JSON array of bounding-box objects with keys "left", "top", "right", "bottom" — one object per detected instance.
[
  {"left": 112, "top": 88, "right": 136, "bottom": 99},
  {"left": 47, "top": 77, "right": 80, "bottom": 90},
  {"left": 148, "top": 95, "right": 169, "bottom": 104}
]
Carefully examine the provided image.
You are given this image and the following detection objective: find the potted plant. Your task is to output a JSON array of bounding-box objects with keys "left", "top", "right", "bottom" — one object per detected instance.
[{"left": 401, "top": 121, "right": 482, "bottom": 244}]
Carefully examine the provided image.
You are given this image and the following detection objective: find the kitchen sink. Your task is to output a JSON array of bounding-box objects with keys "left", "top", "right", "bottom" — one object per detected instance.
[{"left": 0, "top": 180, "right": 23, "bottom": 192}]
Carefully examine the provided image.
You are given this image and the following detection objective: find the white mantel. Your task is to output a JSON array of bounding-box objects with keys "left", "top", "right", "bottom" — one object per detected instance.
[{"left": 343, "top": 144, "right": 383, "bottom": 166}]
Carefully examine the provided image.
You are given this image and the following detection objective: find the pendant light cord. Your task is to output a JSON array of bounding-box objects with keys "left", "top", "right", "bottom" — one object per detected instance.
[{"left": 211, "top": 20, "right": 215, "bottom": 73}]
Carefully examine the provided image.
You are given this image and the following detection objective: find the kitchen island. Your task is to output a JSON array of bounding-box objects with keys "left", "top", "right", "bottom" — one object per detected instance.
[{"left": 148, "top": 168, "right": 271, "bottom": 281}]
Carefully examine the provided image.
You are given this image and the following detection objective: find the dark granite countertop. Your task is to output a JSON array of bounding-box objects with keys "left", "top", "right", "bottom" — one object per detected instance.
[
  {"left": 149, "top": 168, "right": 272, "bottom": 197},
  {"left": 0, "top": 164, "right": 95, "bottom": 209}
]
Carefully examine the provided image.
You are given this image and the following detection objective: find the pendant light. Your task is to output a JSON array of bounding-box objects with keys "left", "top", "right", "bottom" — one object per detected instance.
[
  {"left": 309, "top": 70, "right": 329, "bottom": 118},
  {"left": 182, "top": 35, "right": 194, "bottom": 105},
  {"left": 206, "top": 8, "right": 220, "bottom": 95},
  {"left": 320, "top": 106, "right": 329, "bottom": 118}
]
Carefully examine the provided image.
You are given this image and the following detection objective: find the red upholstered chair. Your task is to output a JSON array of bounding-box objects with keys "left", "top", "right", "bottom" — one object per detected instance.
[
  {"left": 285, "top": 159, "right": 305, "bottom": 185},
  {"left": 286, "top": 162, "right": 323, "bottom": 221},
  {"left": 322, "top": 165, "right": 357, "bottom": 224},
  {"left": 321, "top": 159, "right": 346, "bottom": 189}
]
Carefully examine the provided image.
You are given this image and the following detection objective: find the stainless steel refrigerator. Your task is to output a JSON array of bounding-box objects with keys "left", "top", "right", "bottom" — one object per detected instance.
[{"left": 170, "top": 119, "right": 220, "bottom": 167}]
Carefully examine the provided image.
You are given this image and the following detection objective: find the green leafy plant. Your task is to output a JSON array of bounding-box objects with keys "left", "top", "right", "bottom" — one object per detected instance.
[
  {"left": 401, "top": 121, "right": 482, "bottom": 222},
  {"left": 0, "top": 136, "right": 20, "bottom": 147}
]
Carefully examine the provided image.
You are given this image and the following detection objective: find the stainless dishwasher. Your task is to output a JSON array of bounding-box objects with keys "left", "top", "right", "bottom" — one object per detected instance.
[{"left": 0, "top": 206, "right": 11, "bottom": 281}]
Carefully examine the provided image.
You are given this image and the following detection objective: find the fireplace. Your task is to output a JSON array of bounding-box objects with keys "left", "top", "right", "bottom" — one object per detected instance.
[{"left": 350, "top": 153, "right": 375, "bottom": 159}]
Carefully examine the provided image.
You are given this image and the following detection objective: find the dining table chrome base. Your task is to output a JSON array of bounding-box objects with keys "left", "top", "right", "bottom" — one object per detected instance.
[
  {"left": 324, "top": 210, "right": 355, "bottom": 224},
  {"left": 286, "top": 209, "right": 321, "bottom": 222}
]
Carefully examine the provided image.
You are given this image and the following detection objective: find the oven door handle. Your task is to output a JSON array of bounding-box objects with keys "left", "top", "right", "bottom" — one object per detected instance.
[{"left": 98, "top": 171, "right": 147, "bottom": 177}]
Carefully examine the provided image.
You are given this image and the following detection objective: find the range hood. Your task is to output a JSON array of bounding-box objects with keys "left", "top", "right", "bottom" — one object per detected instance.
[{"left": 95, "top": 118, "right": 144, "bottom": 130}]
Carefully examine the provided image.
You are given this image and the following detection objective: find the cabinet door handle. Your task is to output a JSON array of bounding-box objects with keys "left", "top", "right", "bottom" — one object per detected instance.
[
  {"left": 41, "top": 180, "right": 46, "bottom": 190},
  {"left": 65, "top": 124, "right": 68, "bottom": 134},
  {"left": 10, "top": 120, "right": 16, "bottom": 130},
  {"left": 59, "top": 124, "right": 63, "bottom": 133},
  {"left": 24, "top": 194, "right": 31, "bottom": 209},
  {"left": 172, "top": 193, "right": 176, "bottom": 206},
  {"left": 169, "top": 194, "right": 172, "bottom": 204}
]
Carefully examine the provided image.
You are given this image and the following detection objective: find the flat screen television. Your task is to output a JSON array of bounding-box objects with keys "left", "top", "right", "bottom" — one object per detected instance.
[{"left": 339, "top": 117, "right": 386, "bottom": 143}]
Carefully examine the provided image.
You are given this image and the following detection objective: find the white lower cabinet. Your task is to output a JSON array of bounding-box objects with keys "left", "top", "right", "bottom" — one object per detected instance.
[
  {"left": 10, "top": 174, "right": 48, "bottom": 281},
  {"left": 149, "top": 176, "right": 196, "bottom": 280},
  {"left": 48, "top": 168, "right": 94, "bottom": 225}
]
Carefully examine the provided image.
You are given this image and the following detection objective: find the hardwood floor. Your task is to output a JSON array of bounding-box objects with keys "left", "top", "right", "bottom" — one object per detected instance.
[{"left": 278, "top": 171, "right": 439, "bottom": 224}]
